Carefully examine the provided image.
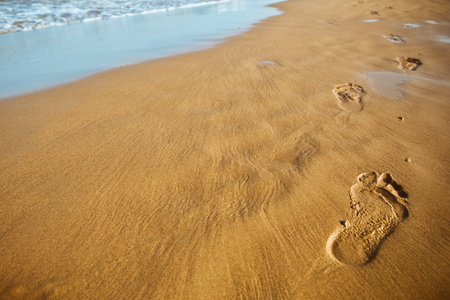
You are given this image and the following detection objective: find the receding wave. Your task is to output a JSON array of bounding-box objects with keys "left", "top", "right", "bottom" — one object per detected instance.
[{"left": 0, "top": 0, "right": 228, "bottom": 34}]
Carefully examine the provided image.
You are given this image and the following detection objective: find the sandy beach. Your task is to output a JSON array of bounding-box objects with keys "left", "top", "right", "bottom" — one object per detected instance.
[{"left": 1, "top": 0, "right": 449, "bottom": 298}]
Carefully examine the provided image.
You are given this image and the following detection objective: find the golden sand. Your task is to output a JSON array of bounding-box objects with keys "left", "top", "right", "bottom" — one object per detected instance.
[{"left": 0, "top": 0, "right": 449, "bottom": 298}]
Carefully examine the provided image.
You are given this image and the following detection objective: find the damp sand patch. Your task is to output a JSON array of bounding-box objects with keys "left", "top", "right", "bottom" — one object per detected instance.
[
  {"left": 365, "top": 72, "right": 409, "bottom": 99},
  {"left": 258, "top": 60, "right": 277, "bottom": 65},
  {"left": 437, "top": 35, "right": 450, "bottom": 43},
  {"left": 366, "top": 72, "right": 450, "bottom": 99}
]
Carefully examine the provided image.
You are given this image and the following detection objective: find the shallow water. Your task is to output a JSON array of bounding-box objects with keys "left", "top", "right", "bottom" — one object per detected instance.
[{"left": 0, "top": 0, "right": 283, "bottom": 99}]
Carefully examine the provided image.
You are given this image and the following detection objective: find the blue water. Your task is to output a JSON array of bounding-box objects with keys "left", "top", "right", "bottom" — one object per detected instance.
[
  {"left": 0, "top": 0, "right": 283, "bottom": 99},
  {"left": 0, "top": 0, "right": 229, "bottom": 33}
]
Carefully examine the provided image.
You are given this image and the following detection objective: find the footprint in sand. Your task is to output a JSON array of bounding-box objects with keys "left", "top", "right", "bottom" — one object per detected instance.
[
  {"left": 384, "top": 34, "right": 405, "bottom": 43},
  {"left": 327, "top": 171, "right": 409, "bottom": 266},
  {"left": 396, "top": 57, "right": 422, "bottom": 70},
  {"left": 404, "top": 23, "right": 421, "bottom": 29},
  {"left": 332, "top": 82, "right": 365, "bottom": 112}
]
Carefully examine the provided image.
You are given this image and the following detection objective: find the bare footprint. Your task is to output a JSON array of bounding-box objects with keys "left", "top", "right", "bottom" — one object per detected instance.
[
  {"left": 404, "top": 23, "right": 421, "bottom": 29},
  {"left": 327, "top": 172, "right": 409, "bottom": 266},
  {"left": 332, "top": 83, "right": 364, "bottom": 112},
  {"left": 384, "top": 34, "right": 405, "bottom": 43},
  {"left": 396, "top": 57, "right": 421, "bottom": 70}
]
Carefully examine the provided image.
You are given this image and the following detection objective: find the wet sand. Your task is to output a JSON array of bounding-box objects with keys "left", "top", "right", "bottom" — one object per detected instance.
[{"left": 1, "top": 0, "right": 449, "bottom": 298}]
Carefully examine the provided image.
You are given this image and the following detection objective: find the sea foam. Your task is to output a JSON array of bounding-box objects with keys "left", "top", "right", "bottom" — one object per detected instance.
[{"left": 0, "top": 0, "right": 229, "bottom": 33}]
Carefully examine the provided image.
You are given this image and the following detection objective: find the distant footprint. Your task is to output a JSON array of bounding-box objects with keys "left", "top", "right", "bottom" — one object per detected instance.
[
  {"left": 404, "top": 23, "right": 421, "bottom": 28},
  {"left": 396, "top": 57, "right": 422, "bottom": 70},
  {"left": 384, "top": 34, "right": 405, "bottom": 43},
  {"left": 327, "top": 172, "right": 409, "bottom": 266},
  {"left": 332, "top": 83, "right": 365, "bottom": 112}
]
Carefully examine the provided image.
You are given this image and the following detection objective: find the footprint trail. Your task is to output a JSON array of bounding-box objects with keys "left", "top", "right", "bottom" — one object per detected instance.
[
  {"left": 396, "top": 57, "right": 421, "bottom": 70},
  {"left": 327, "top": 172, "right": 409, "bottom": 266},
  {"left": 332, "top": 82, "right": 365, "bottom": 112}
]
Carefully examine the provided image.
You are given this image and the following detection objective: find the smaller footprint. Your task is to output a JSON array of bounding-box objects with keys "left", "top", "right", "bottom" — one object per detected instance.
[
  {"left": 332, "top": 83, "right": 365, "bottom": 112},
  {"left": 384, "top": 34, "right": 405, "bottom": 43},
  {"left": 326, "top": 172, "right": 409, "bottom": 266},
  {"left": 396, "top": 57, "right": 422, "bottom": 70},
  {"left": 404, "top": 23, "right": 421, "bottom": 28}
]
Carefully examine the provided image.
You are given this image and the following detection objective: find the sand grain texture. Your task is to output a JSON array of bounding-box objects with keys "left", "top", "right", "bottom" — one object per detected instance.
[{"left": 1, "top": 0, "right": 449, "bottom": 299}]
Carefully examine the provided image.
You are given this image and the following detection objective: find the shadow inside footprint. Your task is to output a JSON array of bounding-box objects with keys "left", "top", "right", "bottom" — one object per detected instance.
[
  {"left": 326, "top": 172, "right": 409, "bottom": 266},
  {"left": 332, "top": 82, "right": 365, "bottom": 113}
]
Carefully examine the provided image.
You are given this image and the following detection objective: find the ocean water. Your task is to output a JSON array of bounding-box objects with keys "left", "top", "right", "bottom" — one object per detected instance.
[
  {"left": 0, "top": 0, "right": 230, "bottom": 33},
  {"left": 0, "top": 0, "right": 283, "bottom": 99}
]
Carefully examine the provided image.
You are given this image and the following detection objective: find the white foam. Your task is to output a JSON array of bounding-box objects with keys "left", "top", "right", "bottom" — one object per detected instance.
[
  {"left": 425, "top": 20, "right": 439, "bottom": 24},
  {"left": 363, "top": 19, "right": 379, "bottom": 23},
  {"left": 0, "top": 0, "right": 283, "bottom": 99},
  {"left": 0, "top": 0, "right": 231, "bottom": 33}
]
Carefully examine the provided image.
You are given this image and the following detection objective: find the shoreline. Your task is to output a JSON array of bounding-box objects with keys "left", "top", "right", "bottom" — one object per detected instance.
[
  {"left": 1, "top": 0, "right": 449, "bottom": 298},
  {"left": 0, "top": 0, "right": 283, "bottom": 100},
  {"left": 0, "top": 0, "right": 237, "bottom": 34}
]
